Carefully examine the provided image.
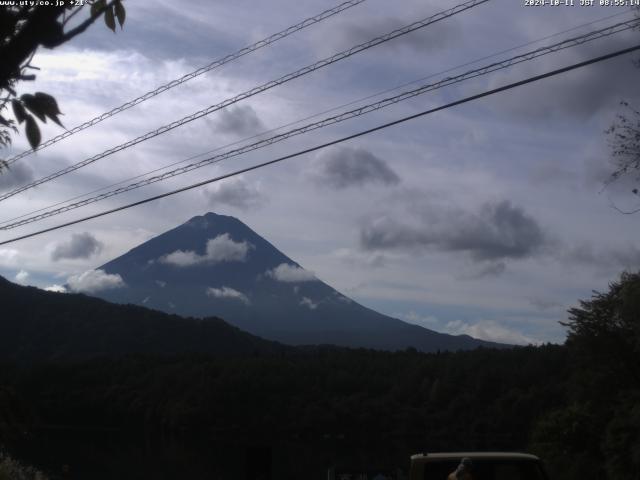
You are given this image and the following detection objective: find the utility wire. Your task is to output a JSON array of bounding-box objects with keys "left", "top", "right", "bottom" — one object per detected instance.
[
  {"left": 0, "top": 0, "right": 489, "bottom": 203},
  {"left": 1, "top": 8, "right": 632, "bottom": 229},
  {"left": 4, "top": 0, "right": 368, "bottom": 165},
  {"left": 2, "top": 18, "right": 637, "bottom": 231},
  {"left": 1, "top": 43, "right": 638, "bottom": 246}
]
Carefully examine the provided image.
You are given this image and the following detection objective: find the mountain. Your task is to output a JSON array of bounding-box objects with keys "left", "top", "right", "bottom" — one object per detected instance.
[
  {"left": 95, "top": 212, "right": 505, "bottom": 352},
  {"left": 0, "top": 275, "right": 283, "bottom": 363}
]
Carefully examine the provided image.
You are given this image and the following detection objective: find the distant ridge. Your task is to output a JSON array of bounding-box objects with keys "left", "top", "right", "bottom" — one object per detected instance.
[
  {"left": 0, "top": 275, "right": 284, "bottom": 363},
  {"left": 94, "top": 212, "right": 507, "bottom": 352}
]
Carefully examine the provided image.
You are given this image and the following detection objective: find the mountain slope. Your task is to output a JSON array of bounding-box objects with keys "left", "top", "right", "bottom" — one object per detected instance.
[
  {"left": 95, "top": 212, "right": 506, "bottom": 352},
  {"left": 0, "top": 275, "right": 283, "bottom": 363}
]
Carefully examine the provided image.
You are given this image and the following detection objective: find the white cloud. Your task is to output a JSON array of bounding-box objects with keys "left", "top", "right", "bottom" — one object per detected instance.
[
  {"left": 444, "top": 319, "right": 540, "bottom": 346},
  {"left": 155, "top": 280, "right": 167, "bottom": 288},
  {"left": 44, "top": 284, "right": 67, "bottom": 293},
  {"left": 206, "top": 286, "right": 250, "bottom": 305},
  {"left": 266, "top": 263, "right": 316, "bottom": 283},
  {"left": 15, "top": 270, "right": 29, "bottom": 284},
  {"left": 300, "top": 297, "right": 318, "bottom": 310},
  {"left": 159, "top": 234, "right": 252, "bottom": 267},
  {"left": 0, "top": 249, "right": 20, "bottom": 266},
  {"left": 67, "top": 269, "right": 125, "bottom": 293}
]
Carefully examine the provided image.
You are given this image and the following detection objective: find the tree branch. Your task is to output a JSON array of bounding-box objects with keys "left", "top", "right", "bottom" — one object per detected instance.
[{"left": 55, "top": 0, "right": 117, "bottom": 46}]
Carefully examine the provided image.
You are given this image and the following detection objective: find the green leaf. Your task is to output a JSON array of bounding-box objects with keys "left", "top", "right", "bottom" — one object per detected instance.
[
  {"left": 104, "top": 5, "right": 116, "bottom": 32},
  {"left": 25, "top": 115, "right": 41, "bottom": 149},
  {"left": 114, "top": 0, "right": 126, "bottom": 28},
  {"left": 11, "top": 99, "right": 26, "bottom": 124},
  {"left": 21, "top": 93, "right": 47, "bottom": 123},
  {"left": 0, "top": 115, "right": 10, "bottom": 127}
]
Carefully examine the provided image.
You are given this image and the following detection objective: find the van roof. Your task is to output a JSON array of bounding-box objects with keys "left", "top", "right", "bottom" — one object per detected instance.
[{"left": 411, "top": 452, "right": 540, "bottom": 462}]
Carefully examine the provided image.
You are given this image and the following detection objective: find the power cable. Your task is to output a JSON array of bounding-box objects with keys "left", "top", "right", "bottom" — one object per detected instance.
[
  {"left": 4, "top": 0, "right": 368, "bottom": 165},
  {"left": 0, "top": 0, "right": 489, "bottom": 202},
  {"left": 2, "top": 18, "right": 637, "bottom": 230},
  {"left": 2, "top": 8, "right": 632, "bottom": 229},
  {"left": 1, "top": 43, "right": 637, "bottom": 246}
]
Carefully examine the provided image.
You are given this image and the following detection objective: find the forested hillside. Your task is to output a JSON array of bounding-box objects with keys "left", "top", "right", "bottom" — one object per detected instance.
[
  {"left": 0, "top": 273, "right": 638, "bottom": 480},
  {"left": 0, "top": 275, "right": 285, "bottom": 363}
]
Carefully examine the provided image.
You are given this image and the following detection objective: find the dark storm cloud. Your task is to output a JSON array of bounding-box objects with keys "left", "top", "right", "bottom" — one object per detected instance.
[
  {"left": 360, "top": 200, "right": 548, "bottom": 262},
  {"left": 0, "top": 163, "right": 34, "bottom": 192},
  {"left": 331, "top": 16, "right": 459, "bottom": 54},
  {"left": 214, "top": 105, "right": 265, "bottom": 136},
  {"left": 51, "top": 232, "right": 103, "bottom": 261},
  {"left": 203, "top": 177, "right": 264, "bottom": 210},
  {"left": 313, "top": 147, "right": 400, "bottom": 189},
  {"left": 489, "top": 33, "right": 640, "bottom": 120}
]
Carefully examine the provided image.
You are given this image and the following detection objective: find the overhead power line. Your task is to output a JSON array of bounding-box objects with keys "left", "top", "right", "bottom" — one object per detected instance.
[
  {"left": 4, "top": 0, "right": 368, "bottom": 166},
  {"left": 2, "top": 10, "right": 631, "bottom": 230},
  {"left": 0, "top": 0, "right": 489, "bottom": 203},
  {"left": 2, "top": 18, "right": 637, "bottom": 230},
  {"left": 1, "top": 43, "right": 638, "bottom": 247}
]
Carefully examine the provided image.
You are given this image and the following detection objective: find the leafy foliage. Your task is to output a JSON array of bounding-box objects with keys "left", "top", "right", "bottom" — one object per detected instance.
[
  {"left": 530, "top": 272, "right": 640, "bottom": 480},
  {"left": 1, "top": 273, "right": 639, "bottom": 480},
  {"left": 606, "top": 102, "right": 640, "bottom": 202},
  {"left": 0, "top": 452, "right": 48, "bottom": 480}
]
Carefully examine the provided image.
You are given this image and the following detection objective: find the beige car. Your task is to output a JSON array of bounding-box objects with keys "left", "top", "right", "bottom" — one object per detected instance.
[{"left": 409, "top": 452, "right": 549, "bottom": 480}]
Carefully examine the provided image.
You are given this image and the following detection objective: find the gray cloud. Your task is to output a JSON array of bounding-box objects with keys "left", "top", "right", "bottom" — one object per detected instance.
[
  {"left": 203, "top": 177, "right": 264, "bottom": 210},
  {"left": 529, "top": 297, "right": 564, "bottom": 312},
  {"left": 0, "top": 162, "right": 34, "bottom": 192},
  {"left": 563, "top": 242, "right": 640, "bottom": 271},
  {"left": 214, "top": 105, "right": 265, "bottom": 136},
  {"left": 51, "top": 232, "right": 103, "bottom": 261},
  {"left": 488, "top": 33, "right": 640, "bottom": 120},
  {"left": 459, "top": 261, "right": 507, "bottom": 280},
  {"left": 325, "top": 16, "right": 458, "bottom": 55},
  {"left": 361, "top": 200, "right": 548, "bottom": 262},
  {"left": 313, "top": 147, "right": 400, "bottom": 189}
]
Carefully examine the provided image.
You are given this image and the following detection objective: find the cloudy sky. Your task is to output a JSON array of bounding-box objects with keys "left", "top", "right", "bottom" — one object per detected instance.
[{"left": 1, "top": 0, "right": 640, "bottom": 345}]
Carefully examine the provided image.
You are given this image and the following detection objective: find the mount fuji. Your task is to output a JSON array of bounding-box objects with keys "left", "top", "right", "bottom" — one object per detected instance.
[{"left": 94, "top": 212, "right": 505, "bottom": 352}]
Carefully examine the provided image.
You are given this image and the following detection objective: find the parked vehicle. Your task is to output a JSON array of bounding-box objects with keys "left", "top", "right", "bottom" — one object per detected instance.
[{"left": 409, "top": 452, "right": 549, "bottom": 480}]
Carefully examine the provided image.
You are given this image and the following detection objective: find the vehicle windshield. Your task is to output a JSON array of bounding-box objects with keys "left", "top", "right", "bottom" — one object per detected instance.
[{"left": 423, "top": 459, "right": 548, "bottom": 480}]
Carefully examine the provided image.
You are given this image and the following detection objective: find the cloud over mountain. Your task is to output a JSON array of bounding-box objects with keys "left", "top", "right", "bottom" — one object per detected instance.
[
  {"left": 160, "top": 234, "right": 252, "bottom": 267},
  {"left": 67, "top": 269, "right": 125, "bottom": 293},
  {"left": 266, "top": 263, "right": 316, "bottom": 283},
  {"left": 206, "top": 286, "right": 250, "bottom": 305}
]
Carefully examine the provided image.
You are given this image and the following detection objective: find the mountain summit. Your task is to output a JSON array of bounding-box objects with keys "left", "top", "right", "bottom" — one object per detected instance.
[{"left": 96, "top": 212, "right": 504, "bottom": 351}]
